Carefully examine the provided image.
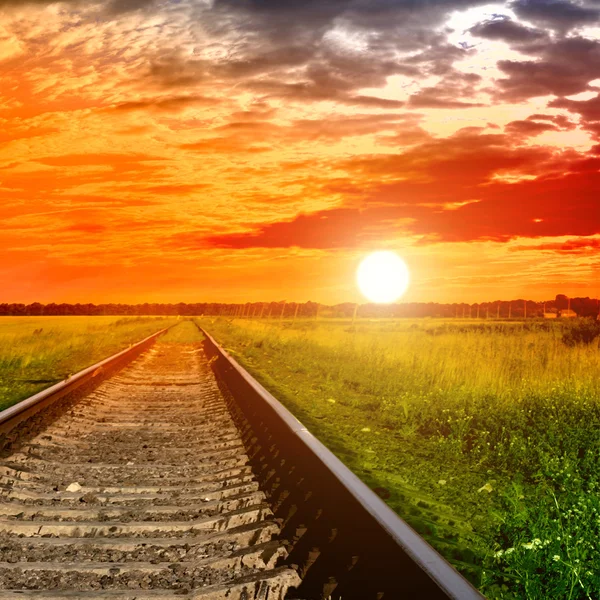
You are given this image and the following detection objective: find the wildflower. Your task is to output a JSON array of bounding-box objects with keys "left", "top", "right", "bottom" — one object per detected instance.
[
  {"left": 438, "top": 480, "right": 447, "bottom": 486},
  {"left": 506, "top": 548, "right": 514, "bottom": 554},
  {"left": 553, "top": 555, "right": 561, "bottom": 562},
  {"left": 522, "top": 542, "right": 534, "bottom": 550},
  {"left": 494, "top": 550, "right": 504, "bottom": 557},
  {"left": 361, "top": 427, "right": 371, "bottom": 432}
]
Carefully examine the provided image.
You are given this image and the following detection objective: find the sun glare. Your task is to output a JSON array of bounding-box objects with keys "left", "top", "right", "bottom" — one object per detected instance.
[{"left": 357, "top": 251, "right": 410, "bottom": 304}]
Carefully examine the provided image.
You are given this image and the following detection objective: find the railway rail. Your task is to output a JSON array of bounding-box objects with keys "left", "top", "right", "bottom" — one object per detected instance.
[{"left": 0, "top": 322, "right": 484, "bottom": 599}]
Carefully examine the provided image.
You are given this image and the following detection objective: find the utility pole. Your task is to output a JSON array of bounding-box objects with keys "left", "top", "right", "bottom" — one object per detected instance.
[
  {"left": 497, "top": 303, "right": 500, "bottom": 319},
  {"left": 508, "top": 303, "right": 512, "bottom": 319},
  {"left": 352, "top": 303, "right": 359, "bottom": 324},
  {"left": 280, "top": 300, "right": 286, "bottom": 321},
  {"left": 293, "top": 303, "right": 300, "bottom": 322}
]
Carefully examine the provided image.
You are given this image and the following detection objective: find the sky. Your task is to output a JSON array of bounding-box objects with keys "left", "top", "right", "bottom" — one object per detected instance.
[{"left": 1, "top": 0, "right": 599, "bottom": 304}]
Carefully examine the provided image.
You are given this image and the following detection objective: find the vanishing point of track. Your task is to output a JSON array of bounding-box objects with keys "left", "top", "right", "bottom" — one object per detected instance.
[{"left": 0, "top": 326, "right": 484, "bottom": 599}]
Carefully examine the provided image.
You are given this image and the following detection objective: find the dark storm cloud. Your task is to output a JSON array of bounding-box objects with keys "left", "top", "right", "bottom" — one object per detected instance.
[
  {"left": 510, "top": 0, "right": 600, "bottom": 31},
  {"left": 469, "top": 17, "right": 548, "bottom": 43},
  {"left": 212, "top": 0, "right": 492, "bottom": 33},
  {"left": 144, "top": 0, "right": 490, "bottom": 104}
]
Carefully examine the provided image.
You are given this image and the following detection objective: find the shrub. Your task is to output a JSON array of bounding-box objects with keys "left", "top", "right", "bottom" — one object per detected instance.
[{"left": 561, "top": 319, "right": 600, "bottom": 347}]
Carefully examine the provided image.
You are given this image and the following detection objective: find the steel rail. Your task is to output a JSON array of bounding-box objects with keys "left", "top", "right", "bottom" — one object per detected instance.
[
  {"left": 0, "top": 325, "right": 172, "bottom": 437},
  {"left": 200, "top": 325, "right": 485, "bottom": 600}
]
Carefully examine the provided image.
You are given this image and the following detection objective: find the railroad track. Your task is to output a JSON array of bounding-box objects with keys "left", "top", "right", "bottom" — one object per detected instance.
[{"left": 0, "top": 325, "right": 484, "bottom": 599}]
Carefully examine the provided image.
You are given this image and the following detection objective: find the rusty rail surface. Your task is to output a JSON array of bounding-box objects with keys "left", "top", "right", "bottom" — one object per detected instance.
[
  {"left": 200, "top": 326, "right": 485, "bottom": 600},
  {"left": 0, "top": 326, "right": 171, "bottom": 438}
]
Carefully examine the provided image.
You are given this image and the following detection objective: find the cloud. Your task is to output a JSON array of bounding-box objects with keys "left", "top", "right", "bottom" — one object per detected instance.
[
  {"left": 182, "top": 208, "right": 370, "bottom": 250},
  {"left": 199, "top": 168, "right": 600, "bottom": 248},
  {"left": 526, "top": 114, "right": 576, "bottom": 129},
  {"left": 408, "top": 72, "right": 484, "bottom": 108},
  {"left": 469, "top": 17, "right": 548, "bottom": 43},
  {"left": 496, "top": 37, "right": 600, "bottom": 100},
  {"left": 35, "top": 153, "right": 164, "bottom": 167},
  {"left": 1, "top": 0, "right": 598, "bottom": 303},
  {"left": 63, "top": 223, "right": 107, "bottom": 234},
  {"left": 505, "top": 119, "right": 559, "bottom": 136},
  {"left": 179, "top": 113, "right": 422, "bottom": 154},
  {"left": 0, "top": 0, "right": 156, "bottom": 13},
  {"left": 511, "top": 237, "right": 600, "bottom": 253},
  {"left": 510, "top": 0, "right": 600, "bottom": 31},
  {"left": 109, "top": 96, "right": 221, "bottom": 112},
  {"left": 550, "top": 93, "right": 600, "bottom": 123},
  {"left": 189, "top": 129, "right": 600, "bottom": 249},
  {"left": 138, "top": 1, "right": 486, "bottom": 107},
  {"left": 104, "top": 0, "right": 157, "bottom": 14}
]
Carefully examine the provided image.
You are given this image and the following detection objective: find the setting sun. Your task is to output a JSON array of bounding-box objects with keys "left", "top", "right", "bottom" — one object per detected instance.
[{"left": 357, "top": 251, "right": 410, "bottom": 304}]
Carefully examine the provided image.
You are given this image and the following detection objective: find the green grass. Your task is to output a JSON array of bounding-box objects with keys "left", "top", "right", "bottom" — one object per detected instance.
[
  {"left": 199, "top": 317, "right": 600, "bottom": 600},
  {"left": 0, "top": 316, "right": 177, "bottom": 410}
]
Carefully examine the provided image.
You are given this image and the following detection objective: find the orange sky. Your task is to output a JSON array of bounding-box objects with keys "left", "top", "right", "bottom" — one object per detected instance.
[{"left": 1, "top": 0, "right": 599, "bottom": 304}]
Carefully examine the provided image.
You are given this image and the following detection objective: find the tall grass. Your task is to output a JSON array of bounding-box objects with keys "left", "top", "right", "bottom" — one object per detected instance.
[
  {"left": 0, "top": 316, "right": 177, "bottom": 410},
  {"left": 201, "top": 317, "right": 600, "bottom": 599}
]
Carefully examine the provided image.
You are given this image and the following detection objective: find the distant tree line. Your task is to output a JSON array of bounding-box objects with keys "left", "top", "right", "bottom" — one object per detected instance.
[{"left": 1, "top": 295, "right": 598, "bottom": 318}]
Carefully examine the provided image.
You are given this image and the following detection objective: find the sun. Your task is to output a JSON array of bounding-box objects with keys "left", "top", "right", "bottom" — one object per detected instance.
[{"left": 357, "top": 251, "right": 410, "bottom": 304}]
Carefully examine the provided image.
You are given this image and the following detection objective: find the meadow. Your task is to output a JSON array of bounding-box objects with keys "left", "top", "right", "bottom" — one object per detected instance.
[
  {"left": 200, "top": 317, "right": 600, "bottom": 600},
  {"left": 0, "top": 316, "right": 177, "bottom": 411}
]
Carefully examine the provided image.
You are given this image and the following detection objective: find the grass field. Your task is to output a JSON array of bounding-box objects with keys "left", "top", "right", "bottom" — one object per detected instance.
[
  {"left": 0, "top": 316, "right": 177, "bottom": 411},
  {"left": 200, "top": 317, "right": 600, "bottom": 600},
  {"left": 156, "top": 320, "right": 205, "bottom": 344}
]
